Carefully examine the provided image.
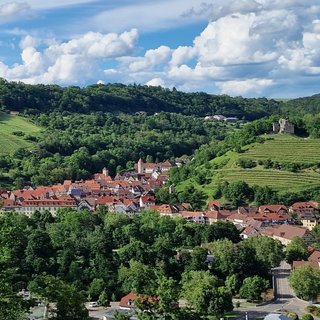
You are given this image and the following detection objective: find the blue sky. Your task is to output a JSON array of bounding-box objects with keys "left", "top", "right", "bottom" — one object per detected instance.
[{"left": 1, "top": 0, "right": 320, "bottom": 98}]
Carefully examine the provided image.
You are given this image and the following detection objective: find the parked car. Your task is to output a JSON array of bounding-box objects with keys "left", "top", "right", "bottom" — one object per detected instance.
[{"left": 88, "top": 301, "right": 99, "bottom": 308}]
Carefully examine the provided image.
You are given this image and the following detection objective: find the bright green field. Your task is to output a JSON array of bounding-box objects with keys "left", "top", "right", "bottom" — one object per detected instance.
[
  {"left": 180, "top": 134, "right": 320, "bottom": 195},
  {"left": 0, "top": 112, "right": 41, "bottom": 154},
  {"left": 240, "top": 134, "right": 320, "bottom": 164}
]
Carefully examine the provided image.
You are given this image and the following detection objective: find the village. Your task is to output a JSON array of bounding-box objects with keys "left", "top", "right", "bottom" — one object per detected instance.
[{"left": 1, "top": 155, "right": 319, "bottom": 251}]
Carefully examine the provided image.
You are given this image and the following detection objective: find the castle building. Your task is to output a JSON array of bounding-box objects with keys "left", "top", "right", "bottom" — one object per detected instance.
[{"left": 272, "top": 119, "right": 294, "bottom": 134}]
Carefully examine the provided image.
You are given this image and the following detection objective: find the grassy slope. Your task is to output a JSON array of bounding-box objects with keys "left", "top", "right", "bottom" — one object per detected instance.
[
  {"left": 0, "top": 112, "right": 41, "bottom": 155},
  {"left": 178, "top": 134, "right": 320, "bottom": 197}
]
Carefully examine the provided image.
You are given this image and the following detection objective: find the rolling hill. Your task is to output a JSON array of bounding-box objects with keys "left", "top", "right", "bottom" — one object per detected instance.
[
  {"left": 179, "top": 134, "right": 320, "bottom": 196},
  {"left": 0, "top": 112, "right": 42, "bottom": 155}
]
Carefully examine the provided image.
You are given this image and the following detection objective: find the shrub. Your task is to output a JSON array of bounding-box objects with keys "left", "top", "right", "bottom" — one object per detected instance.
[
  {"left": 237, "top": 158, "right": 257, "bottom": 169},
  {"left": 287, "top": 312, "right": 299, "bottom": 320},
  {"left": 301, "top": 314, "right": 314, "bottom": 320},
  {"left": 12, "top": 131, "right": 24, "bottom": 136}
]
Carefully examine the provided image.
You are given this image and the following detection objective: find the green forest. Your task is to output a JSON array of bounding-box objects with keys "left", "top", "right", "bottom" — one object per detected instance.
[
  {"left": 0, "top": 209, "right": 284, "bottom": 319},
  {"left": 1, "top": 79, "right": 320, "bottom": 191}
]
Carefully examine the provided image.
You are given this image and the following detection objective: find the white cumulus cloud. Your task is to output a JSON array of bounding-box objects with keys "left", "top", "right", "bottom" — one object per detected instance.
[
  {"left": 0, "top": 29, "right": 139, "bottom": 85},
  {"left": 0, "top": 1, "right": 29, "bottom": 17},
  {"left": 217, "top": 79, "right": 274, "bottom": 96}
]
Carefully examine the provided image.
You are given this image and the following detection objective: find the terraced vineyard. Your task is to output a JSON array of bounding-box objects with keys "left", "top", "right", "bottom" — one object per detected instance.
[
  {"left": 204, "top": 134, "right": 320, "bottom": 194},
  {"left": 240, "top": 134, "right": 320, "bottom": 164},
  {"left": 0, "top": 112, "right": 42, "bottom": 154}
]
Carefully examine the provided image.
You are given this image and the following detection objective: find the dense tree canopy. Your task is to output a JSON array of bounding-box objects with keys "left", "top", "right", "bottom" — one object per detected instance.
[{"left": 289, "top": 265, "right": 320, "bottom": 301}]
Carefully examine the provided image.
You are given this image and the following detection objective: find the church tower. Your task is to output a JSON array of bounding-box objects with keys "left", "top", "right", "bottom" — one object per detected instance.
[{"left": 137, "top": 158, "right": 144, "bottom": 174}]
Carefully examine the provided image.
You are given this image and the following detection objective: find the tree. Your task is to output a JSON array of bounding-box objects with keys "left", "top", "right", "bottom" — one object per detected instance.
[
  {"left": 205, "top": 221, "right": 241, "bottom": 243},
  {"left": 28, "top": 275, "right": 89, "bottom": 320},
  {"left": 285, "top": 237, "right": 309, "bottom": 264},
  {"left": 243, "top": 236, "right": 284, "bottom": 269},
  {"left": 185, "top": 247, "right": 208, "bottom": 272},
  {"left": 311, "top": 225, "right": 320, "bottom": 245},
  {"left": 289, "top": 265, "right": 320, "bottom": 301},
  {"left": 239, "top": 276, "right": 269, "bottom": 301},
  {"left": 225, "top": 274, "right": 242, "bottom": 295},
  {"left": 181, "top": 270, "right": 233, "bottom": 317},
  {"left": 224, "top": 181, "right": 253, "bottom": 207},
  {"left": 155, "top": 275, "right": 180, "bottom": 319},
  {"left": 178, "top": 185, "right": 207, "bottom": 210},
  {"left": 88, "top": 278, "right": 105, "bottom": 301},
  {"left": 253, "top": 185, "right": 277, "bottom": 206},
  {"left": 118, "top": 260, "right": 156, "bottom": 295},
  {"left": 0, "top": 277, "right": 27, "bottom": 320}
]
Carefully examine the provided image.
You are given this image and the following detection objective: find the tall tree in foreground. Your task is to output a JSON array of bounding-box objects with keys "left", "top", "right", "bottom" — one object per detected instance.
[
  {"left": 28, "top": 275, "right": 89, "bottom": 320},
  {"left": 0, "top": 277, "right": 27, "bottom": 320},
  {"left": 285, "top": 236, "right": 309, "bottom": 264},
  {"left": 289, "top": 265, "right": 320, "bottom": 301},
  {"left": 181, "top": 270, "right": 233, "bottom": 318}
]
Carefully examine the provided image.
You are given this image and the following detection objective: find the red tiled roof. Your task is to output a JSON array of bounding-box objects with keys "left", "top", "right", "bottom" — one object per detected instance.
[
  {"left": 263, "top": 224, "right": 310, "bottom": 240},
  {"left": 119, "top": 293, "right": 159, "bottom": 309},
  {"left": 149, "top": 204, "right": 179, "bottom": 214},
  {"left": 247, "top": 213, "right": 291, "bottom": 221},
  {"left": 259, "top": 205, "right": 287, "bottom": 213},
  {"left": 95, "top": 196, "right": 120, "bottom": 205},
  {"left": 291, "top": 201, "right": 318, "bottom": 210},
  {"left": 308, "top": 250, "right": 320, "bottom": 263},
  {"left": 227, "top": 213, "right": 248, "bottom": 221},
  {"left": 207, "top": 200, "right": 221, "bottom": 209}
]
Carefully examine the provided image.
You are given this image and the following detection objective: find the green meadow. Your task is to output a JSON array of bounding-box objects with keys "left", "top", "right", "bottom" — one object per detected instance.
[{"left": 0, "top": 112, "right": 41, "bottom": 155}]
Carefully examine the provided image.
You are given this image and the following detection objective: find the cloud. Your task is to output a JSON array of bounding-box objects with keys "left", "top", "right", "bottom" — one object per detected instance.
[
  {"left": 0, "top": 1, "right": 29, "bottom": 17},
  {"left": 118, "top": 46, "right": 172, "bottom": 72},
  {"left": 0, "top": 29, "right": 139, "bottom": 84},
  {"left": 217, "top": 78, "right": 274, "bottom": 96},
  {"left": 146, "top": 78, "right": 165, "bottom": 87},
  {"left": 2, "top": 0, "right": 320, "bottom": 97},
  {"left": 89, "top": 0, "right": 206, "bottom": 33},
  {"left": 0, "top": 0, "right": 98, "bottom": 10}
]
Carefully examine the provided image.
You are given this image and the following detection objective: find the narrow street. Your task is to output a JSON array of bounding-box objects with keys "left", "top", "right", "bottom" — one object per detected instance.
[
  {"left": 273, "top": 261, "right": 295, "bottom": 300},
  {"left": 236, "top": 261, "right": 315, "bottom": 320}
]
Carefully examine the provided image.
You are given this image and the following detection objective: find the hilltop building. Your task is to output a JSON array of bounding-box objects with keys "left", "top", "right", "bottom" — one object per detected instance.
[
  {"left": 135, "top": 158, "right": 176, "bottom": 174},
  {"left": 272, "top": 119, "right": 294, "bottom": 134}
]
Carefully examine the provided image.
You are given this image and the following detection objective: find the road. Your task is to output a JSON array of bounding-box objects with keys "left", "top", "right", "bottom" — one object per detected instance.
[
  {"left": 236, "top": 261, "right": 316, "bottom": 320},
  {"left": 273, "top": 261, "right": 295, "bottom": 300}
]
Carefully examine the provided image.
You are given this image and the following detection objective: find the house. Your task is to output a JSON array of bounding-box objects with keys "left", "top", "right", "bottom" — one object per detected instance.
[
  {"left": 135, "top": 159, "right": 176, "bottom": 174},
  {"left": 246, "top": 213, "right": 292, "bottom": 225},
  {"left": 139, "top": 195, "right": 155, "bottom": 208},
  {"left": 207, "top": 200, "right": 224, "bottom": 211},
  {"left": 119, "top": 293, "right": 159, "bottom": 310},
  {"left": 204, "top": 115, "right": 226, "bottom": 121},
  {"left": 180, "top": 211, "right": 208, "bottom": 224},
  {"left": 263, "top": 224, "right": 314, "bottom": 246},
  {"left": 149, "top": 204, "right": 180, "bottom": 217},
  {"left": 292, "top": 250, "right": 320, "bottom": 270},
  {"left": 289, "top": 201, "right": 319, "bottom": 218},
  {"left": 224, "top": 117, "right": 239, "bottom": 123},
  {"left": 226, "top": 213, "right": 249, "bottom": 228},
  {"left": 240, "top": 226, "right": 260, "bottom": 239},
  {"left": 119, "top": 293, "right": 137, "bottom": 310},
  {"left": 1, "top": 196, "right": 78, "bottom": 217},
  {"left": 301, "top": 217, "right": 319, "bottom": 230},
  {"left": 259, "top": 205, "right": 287, "bottom": 215},
  {"left": 205, "top": 210, "right": 232, "bottom": 224},
  {"left": 238, "top": 206, "right": 259, "bottom": 215}
]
